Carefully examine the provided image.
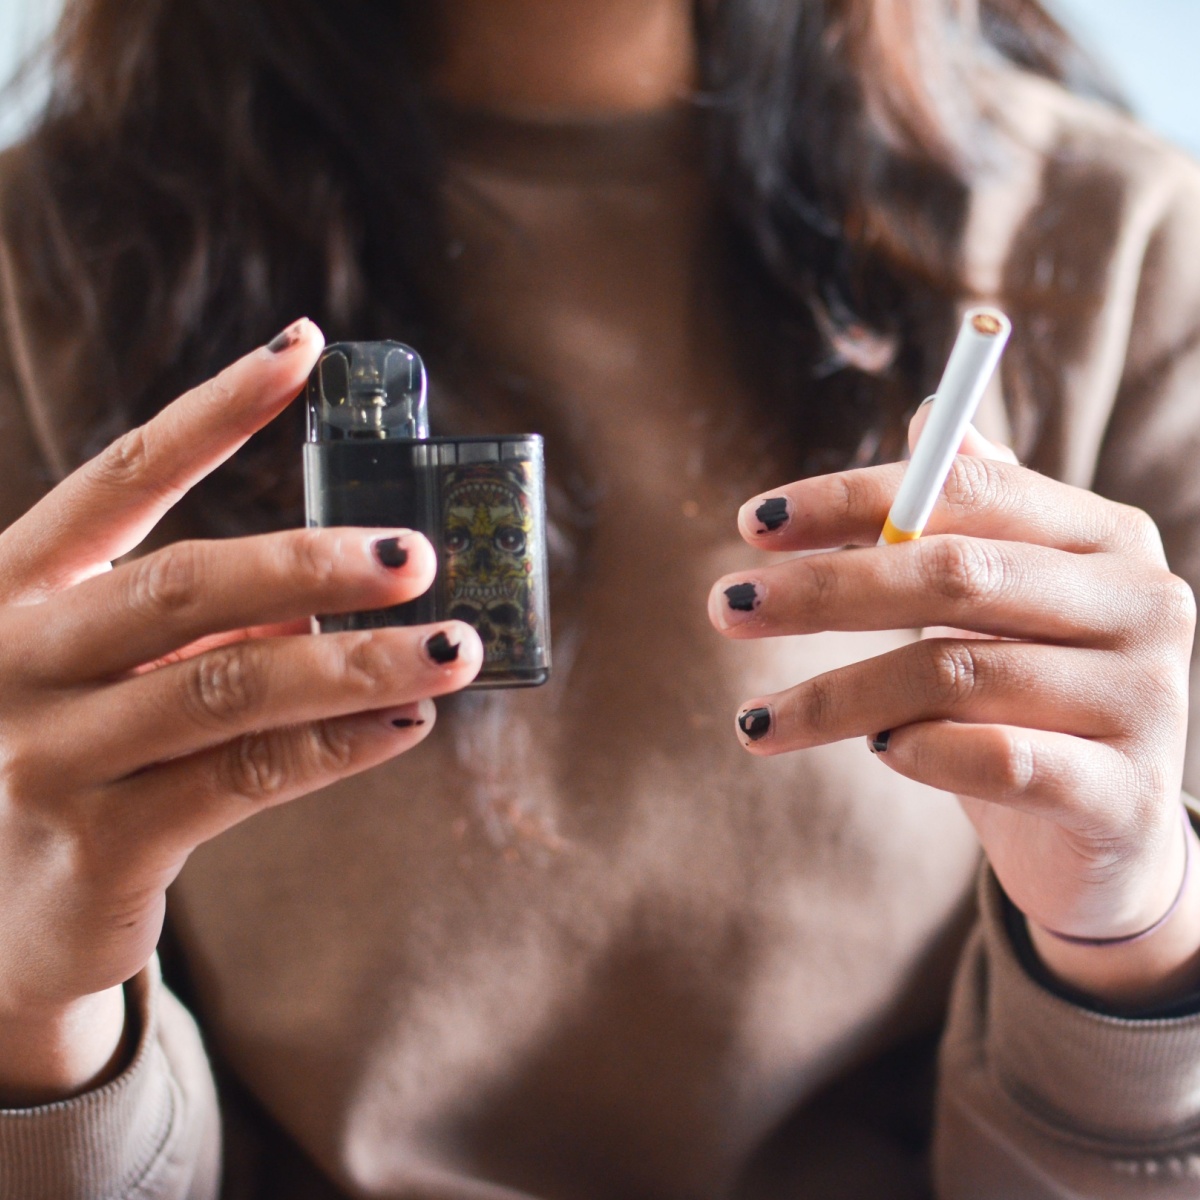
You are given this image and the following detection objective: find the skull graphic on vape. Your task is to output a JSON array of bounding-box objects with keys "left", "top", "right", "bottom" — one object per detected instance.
[{"left": 442, "top": 463, "right": 539, "bottom": 665}]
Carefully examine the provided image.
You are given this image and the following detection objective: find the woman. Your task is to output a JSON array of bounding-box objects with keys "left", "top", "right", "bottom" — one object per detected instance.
[{"left": 0, "top": 1, "right": 1198, "bottom": 1196}]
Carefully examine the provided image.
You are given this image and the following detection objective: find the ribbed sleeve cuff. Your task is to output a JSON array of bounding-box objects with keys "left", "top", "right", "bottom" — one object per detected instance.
[
  {"left": 0, "top": 958, "right": 179, "bottom": 1199},
  {"left": 980, "top": 868, "right": 1200, "bottom": 1144}
]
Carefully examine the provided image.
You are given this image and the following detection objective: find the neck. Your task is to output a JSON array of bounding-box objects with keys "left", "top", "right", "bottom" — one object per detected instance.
[{"left": 427, "top": 0, "right": 697, "bottom": 118}]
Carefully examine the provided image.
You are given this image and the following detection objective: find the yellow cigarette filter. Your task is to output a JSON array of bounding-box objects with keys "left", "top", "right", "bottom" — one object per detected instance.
[{"left": 880, "top": 516, "right": 921, "bottom": 545}]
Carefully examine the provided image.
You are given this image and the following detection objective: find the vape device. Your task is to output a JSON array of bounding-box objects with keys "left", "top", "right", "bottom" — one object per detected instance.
[{"left": 303, "top": 341, "right": 551, "bottom": 689}]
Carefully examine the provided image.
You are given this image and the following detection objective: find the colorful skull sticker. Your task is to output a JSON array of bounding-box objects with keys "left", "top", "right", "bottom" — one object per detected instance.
[{"left": 442, "top": 463, "right": 540, "bottom": 665}]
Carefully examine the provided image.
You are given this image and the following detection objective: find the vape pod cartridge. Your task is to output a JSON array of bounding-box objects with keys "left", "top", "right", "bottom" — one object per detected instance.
[{"left": 303, "top": 341, "right": 551, "bottom": 689}]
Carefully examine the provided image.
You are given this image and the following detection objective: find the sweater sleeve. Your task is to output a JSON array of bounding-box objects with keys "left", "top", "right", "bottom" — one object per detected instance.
[
  {"left": 933, "top": 126, "right": 1200, "bottom": 1198},
  {"left": 935, "top": 871, "right": 1200, "bottom": 1198},
  {"left": 0, "top": 957, "right": 221, "bottom": 1200}
]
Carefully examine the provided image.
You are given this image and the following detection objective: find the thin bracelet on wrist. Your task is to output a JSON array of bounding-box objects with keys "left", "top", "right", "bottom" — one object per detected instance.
[{"left": 1038, "top": 805, "right": 1193, "bottom": 949}]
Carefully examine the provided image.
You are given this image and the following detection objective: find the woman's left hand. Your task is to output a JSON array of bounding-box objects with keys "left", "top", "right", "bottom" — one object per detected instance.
[{"left": 710, "top": 416, "right": 1200, "bottom": 1008}]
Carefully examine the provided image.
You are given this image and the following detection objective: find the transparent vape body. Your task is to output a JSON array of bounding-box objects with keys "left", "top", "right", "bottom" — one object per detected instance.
[{"left": 303, "top": 342, "right": 551, "bottom": 689}]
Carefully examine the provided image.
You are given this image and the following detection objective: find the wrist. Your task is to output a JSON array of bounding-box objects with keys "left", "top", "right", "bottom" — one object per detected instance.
[
  {"left": 0, "top": 985, "right": 128, "bottom": 1107},
  {"left": 1028, "top": 819, "right": 1200, "bottom": 1011}
]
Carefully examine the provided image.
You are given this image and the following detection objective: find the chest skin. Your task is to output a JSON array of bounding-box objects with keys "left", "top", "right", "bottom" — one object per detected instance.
[{"left": 168, "top": 115, "right": 981, "bottom": 1199}]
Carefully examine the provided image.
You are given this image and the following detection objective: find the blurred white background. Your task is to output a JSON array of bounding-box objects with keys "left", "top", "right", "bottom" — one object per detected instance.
[
  {"left": 0, "top": 0, "right": 55, "bottom": 146},
  {"left": 0, "top": 0, "right": 1195, "bottom": 154},
  {"left": 1052, "top": 0, "right": 1200, "bottom": 156}
]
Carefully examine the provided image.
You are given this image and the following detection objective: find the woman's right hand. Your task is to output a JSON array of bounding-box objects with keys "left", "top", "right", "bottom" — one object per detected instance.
[{"left": 0, "top": 320, "right": 482, "bottom": 1104}]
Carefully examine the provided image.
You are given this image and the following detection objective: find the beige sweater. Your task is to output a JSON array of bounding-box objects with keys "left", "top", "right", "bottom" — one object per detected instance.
[{"left": 4, "top": 68, "right": 1200, "bottom": 1199}]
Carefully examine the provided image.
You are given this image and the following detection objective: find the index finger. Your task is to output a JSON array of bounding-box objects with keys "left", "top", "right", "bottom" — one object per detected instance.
[
  {"left": 738, "top": 455, "right": 1165, "bottom": 561},
  {"left": 0, "top": 319, "right": 323, "bottom": 600}
]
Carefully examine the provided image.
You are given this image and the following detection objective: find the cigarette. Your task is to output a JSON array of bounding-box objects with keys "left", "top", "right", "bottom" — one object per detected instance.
[{"left": 879, "top": 307, "right": 1011, "bottom": 545}]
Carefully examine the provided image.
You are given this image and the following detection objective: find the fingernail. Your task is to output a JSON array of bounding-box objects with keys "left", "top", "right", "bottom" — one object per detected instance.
[
  {"left": 381, "top": 701, "right": 432, "bottom": 730},
  {"left": 754, "top": 497, "right": 791, "bottom": 534},
  {"left": 738, "top": 707, "right": 772, "bottom": 742},
  {"left": 374, "top": 536, "right": 409, "bottom": 569},
  {"left": 918, "top": 395, "right": 936, "bottom": 410},
  {"left": 267, "top": 320, "right": 306, "bottom": 354},
  {"left": 425, "top": 631, "right": 460, "bottom": 665},
  {"left": 869, "top": 730, "right": 892, "bottom": 754},
  {"left": 723, "top": 582, "right": 762, "bottom": 626}
]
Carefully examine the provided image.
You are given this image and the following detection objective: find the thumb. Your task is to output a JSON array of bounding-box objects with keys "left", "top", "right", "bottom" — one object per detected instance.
[{"left": 907, "top": 397, "right": 1019, "bottom": 464}]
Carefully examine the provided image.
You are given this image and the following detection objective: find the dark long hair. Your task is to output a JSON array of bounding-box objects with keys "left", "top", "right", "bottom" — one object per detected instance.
[{"left": 2, "top": 0, "right": 1118, "bottom": 532}]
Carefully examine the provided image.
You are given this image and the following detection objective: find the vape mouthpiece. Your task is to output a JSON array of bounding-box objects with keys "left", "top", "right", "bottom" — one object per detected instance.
[{"left": 306, "top": 341, "right": 429, "bottom": 441}]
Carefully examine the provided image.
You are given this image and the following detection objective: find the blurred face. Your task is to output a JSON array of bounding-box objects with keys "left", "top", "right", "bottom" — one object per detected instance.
[{"left": 423, "top": 0, "right": 698, "bottom": 113}]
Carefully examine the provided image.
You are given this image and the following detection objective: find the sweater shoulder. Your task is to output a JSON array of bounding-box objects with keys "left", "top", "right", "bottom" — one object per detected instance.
[{"left": 974, "top": 68, "right": 1200, "bottom": 279}]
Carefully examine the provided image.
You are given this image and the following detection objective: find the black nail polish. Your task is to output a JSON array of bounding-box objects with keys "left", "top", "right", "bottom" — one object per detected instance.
[
  {"left": 725, "top": 582, "right": 759, "bottom": 613},
  {"left": 870, "top": 730, "right": 892, "bottom": 754},
  {"left": 392, "top": 717, "right": 427, "bottom": 729},
  {"left": 426, "top": 631, "right": 460, "bottom": 665},
  {"left": 738, "top": 707, "right": 771, "bottom": 741},
  {"left": 374, "top": 537, "right": 409, "bottom": 569},
  {"left": 267, "top": 323, "right": 301, "bottom": 353},
  {"left": 755, "top": 497, "right": 790, "bottom": 533}
]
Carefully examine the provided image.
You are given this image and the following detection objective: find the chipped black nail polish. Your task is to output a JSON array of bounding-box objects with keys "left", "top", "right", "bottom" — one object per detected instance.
[
  {"left": 392, "top": 717, "right": 427, "bottom": 729},
  {"left": 755, "top": 497, "right": 790, "bottom": 533},
  {"left": 267, "top": 323, "right": 302, "bottom": 354},
  {"left": 374, "top": 537, "right": 409, "bottom": 569},
  {"left": 426, "top": 631, "right": 460, "bottom": 665},
  {"left": 738, "top": 708, "right": 771, "bottom": 741},
  {"left": 870, "top": 730, "right": 892, "bottom": 754},
  {"left": 725, "top": 582, "right": 759, "bottom": 613}
]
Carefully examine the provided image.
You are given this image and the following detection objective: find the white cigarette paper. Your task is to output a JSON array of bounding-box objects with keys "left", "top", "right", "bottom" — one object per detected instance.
[{"left": 879, "top": 307, "right": 1011, "bottom": 545}]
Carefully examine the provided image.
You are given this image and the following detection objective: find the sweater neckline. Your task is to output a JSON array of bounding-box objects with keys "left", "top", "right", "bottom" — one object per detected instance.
[{"left": 431, "top": 99, "right": 704, "bottom": 185}]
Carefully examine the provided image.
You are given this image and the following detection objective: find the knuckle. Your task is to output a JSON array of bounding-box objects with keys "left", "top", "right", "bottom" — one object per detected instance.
[
  {"left": 304, "top": 720, "right": 358, "bottom": 777},
  {"left": 943, "top": 455, "right": 1001, "bottom": 514},
  {"left": 94, "top": 429, "right": 151, "bottom": 489},
  {"left": 797, "top": 674, "right": 838, "bottom": 736},
  {"left": 95, "top": 425, "right": 155, "bottom": 490},
  {"left": 129, "top": 542, "right": 202, "bottom": 617},
  {"left": 1117, "top": 504, "right": 1166, "bottom": 559},
  {"left": 184, "top": 645, "right": 262, "bottom": 726},
  {"left": 923, "top": 535, "right": 1000, "bottom": 605},
  {"left": 1126, "top": 756, "right": 1175, "bottom": 827},
  {"left": 916, "top": 640, "right": 983, "bottom": 708},
  {"left": 1154, "top": 572, "right": 1197, "bottom": 639},
  {"left": 286, "top": 528, "right": 339, "bottom": 590},
  {"left": 341, "top": 633, "right": 394, "bottom": 696},
  {"left": 222, "top": 733, "right": 290, "bottom": 803},
  {"left": 1126, "top": 569, "right": 1199, "bottom": 650},
  {"left": 1113, "top": 658, "right": 1187, "bottom": 743},
  {"left": 989, "top": 732, "right": 1037, "bottom": 799},
  {"left": 0, "top": 745, "right": 53, "bottom": 813},
  {"left": 202, "top": 370, "right": 239, "bottom": 417},
  {"left": 827, "top": 473, "right": 859, "bottom": 522},
  {"left": 801, "top": 554, "right": 840, "bottom": 610}
]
